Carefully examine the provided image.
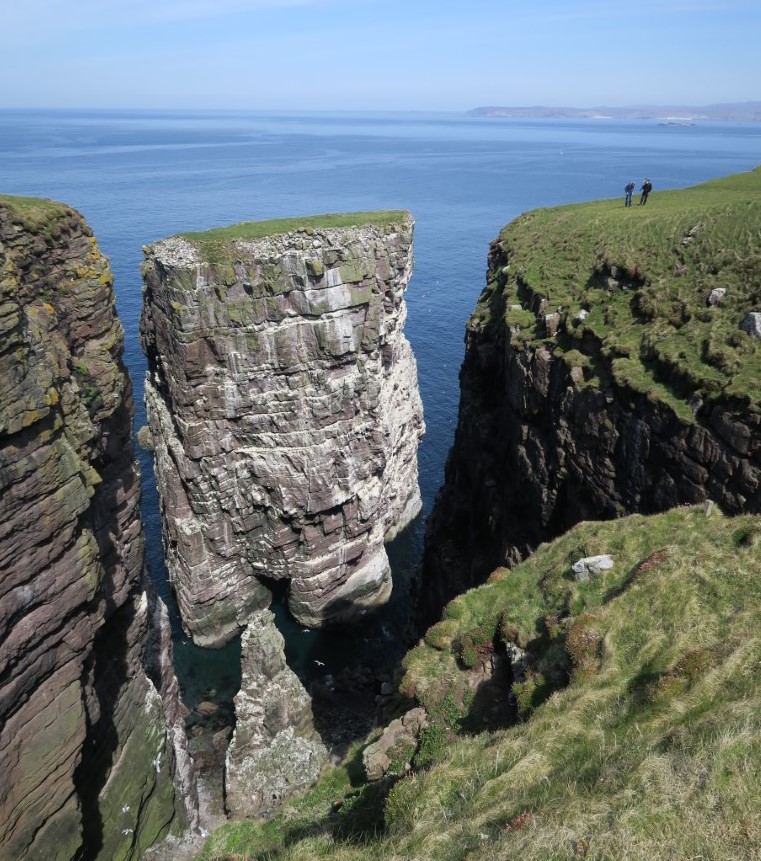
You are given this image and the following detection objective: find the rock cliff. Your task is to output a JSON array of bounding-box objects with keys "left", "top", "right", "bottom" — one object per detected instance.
[
  {"left": 225, "top": 609, "right": 327, "bottom": 818},
  {"left": 140, "top": 211, "right": 424, "bottom": 647},
  {"left": 421, "top": 170, "right": 761, "bottom": 618},
  {"left": 0, "top": 196, "right": 196, "bottom": 861}
]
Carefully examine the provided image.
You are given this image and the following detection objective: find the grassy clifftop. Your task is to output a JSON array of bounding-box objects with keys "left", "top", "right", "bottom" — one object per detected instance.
[
  {"left": 472, "top": 168, "right": 761, "bottom": 418},
  {"left": 0, "top": 193, "right": 71, "bottom": 227},
  {"left": 197, "top": 506, "right": 761, "bottom": 860},
  {"left": 177, "top": 210, "right": 411, "bottom": 264}
]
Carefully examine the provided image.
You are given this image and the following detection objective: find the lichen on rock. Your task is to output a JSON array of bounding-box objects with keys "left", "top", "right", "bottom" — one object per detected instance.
[
  {"left": 224, "top": 609, "right": 327, "bottom": 817},
  {"left": 0, "top": 195, "right": 195, "bottom": 861}
]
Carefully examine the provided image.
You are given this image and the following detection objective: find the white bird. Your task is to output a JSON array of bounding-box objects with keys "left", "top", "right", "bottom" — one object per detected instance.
[
  {"left": 314, "top": 659, "right": 325, "bottom": 667},
  {"left": 302, "top": 628, "right": 310, "bottom": 633}
]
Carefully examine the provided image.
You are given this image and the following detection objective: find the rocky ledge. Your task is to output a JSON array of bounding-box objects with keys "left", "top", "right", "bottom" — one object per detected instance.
[
  {"left": 140, "top": 211, "right": 424, "bottom": 647},
  {"left": 0, "top": 196, "right": 196, "bottom": 861}
]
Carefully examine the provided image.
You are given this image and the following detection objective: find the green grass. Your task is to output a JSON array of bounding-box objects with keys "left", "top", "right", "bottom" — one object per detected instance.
[
  {"left": 176, "top": 210, "right": 411, "bottom": 265},
  {"left": 472, "top": 167, "right": 761, "bottom": 416},
  {"left": 178, "top": 210, "right": 411, "bottom": 260},
  {"left": 0, "top": 194, "right": 71, "bottom": 230},
  {"left": 180, "top": 210, "right": 409, "bottom": 242},
  {"left": 195, "top": 507, "right": 761, "bottom": 860}
]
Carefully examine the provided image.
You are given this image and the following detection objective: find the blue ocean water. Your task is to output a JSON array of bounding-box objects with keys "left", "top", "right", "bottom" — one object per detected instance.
[{"left": 2, "top": 109, "right": 759, "bottom": 703}]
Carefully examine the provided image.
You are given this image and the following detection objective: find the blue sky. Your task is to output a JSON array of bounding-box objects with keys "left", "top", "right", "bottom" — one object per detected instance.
[{"left": 2, "top": 0, "right": 759, "bottom": 110}]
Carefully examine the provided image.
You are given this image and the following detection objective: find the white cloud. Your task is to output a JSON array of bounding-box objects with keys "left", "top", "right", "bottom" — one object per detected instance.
[
  {"left": 5, "top": 0, "right": 368, "bottom": 38},
  {"left": 508, "top": 0, "right": 757, "bottom": 21}
]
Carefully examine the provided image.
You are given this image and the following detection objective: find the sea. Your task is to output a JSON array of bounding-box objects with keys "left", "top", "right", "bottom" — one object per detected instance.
[{"left": 2, "top": 108, "right": 759, "bottom": 708}]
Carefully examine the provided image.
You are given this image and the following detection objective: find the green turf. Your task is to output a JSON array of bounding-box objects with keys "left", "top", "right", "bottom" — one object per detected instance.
[
  {"left": 174, "top": 210, "right": 411, "bottom": 266},
  {"left": 195, "top": 506, "right": 761, "bottom": 861},
  {"left": 0, "top": 194, "right": 71, "bottom": 230},
  {"left": 471, "top": 167, "right": 761, "bottom": 417}
]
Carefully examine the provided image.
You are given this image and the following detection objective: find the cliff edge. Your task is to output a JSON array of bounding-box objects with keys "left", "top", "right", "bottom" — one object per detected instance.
[
  {"left": 421, "top": 168, "right": 761, "bottom": 618},
  {"left": 0, "top": 196, "right": 196, "bottom": 861}
]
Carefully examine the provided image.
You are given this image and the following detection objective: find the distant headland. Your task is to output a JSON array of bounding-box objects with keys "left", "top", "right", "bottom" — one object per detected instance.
[{"left": 467, "top": 101, "right": 761, "bottom": 121}]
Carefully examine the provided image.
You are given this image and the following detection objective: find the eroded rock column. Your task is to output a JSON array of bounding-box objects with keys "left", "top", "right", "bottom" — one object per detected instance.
[
  {"left": 224, "top": 610, "right": 327, "bottom": 817},
  {"left": 140, "top": 212, "right": 424, "bottom": 647}
]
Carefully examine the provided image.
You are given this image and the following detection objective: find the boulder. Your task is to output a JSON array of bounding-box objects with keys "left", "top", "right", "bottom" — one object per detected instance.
[
  {"left": 362, "top": 708, "right": 428, "bottom": 781},
  {"left": 571, "top": 555, "right": 615, "bottom": 581},
  {"left": 741, "top": 312, "right": 761, "bottom": 338}
]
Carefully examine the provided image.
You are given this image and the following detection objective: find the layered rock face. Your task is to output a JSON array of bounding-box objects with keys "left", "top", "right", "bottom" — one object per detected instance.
[
  {"left": 0, "top": 197, "right": 195, "bottom": 860},
  {"left": 421, "top": 181, "right": 761, "bottom": 620},
  {"left": 140, "top": 212, "right": 424, "bottom": 647},
  {"left": 225, "top": 610, "right": 327, "bottom": 817}
]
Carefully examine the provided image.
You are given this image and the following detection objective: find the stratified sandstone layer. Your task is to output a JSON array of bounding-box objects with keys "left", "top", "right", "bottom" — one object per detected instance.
[
  {"left": 140, "top": 212, "right": 424, "bottom": 646},
  {"left": 0, "top": 196, "right": 195, "bottom": 861},
  {"left": 225, "top": 609, "right": 327, "bottom": 817},
  {"left": 420, "top": 175, "right": 761, "bottom": 621}
]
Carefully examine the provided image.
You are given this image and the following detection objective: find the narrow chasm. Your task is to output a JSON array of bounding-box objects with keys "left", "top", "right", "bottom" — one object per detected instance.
[
  {"left": 174, "top": 632, "right": 242, "bottom": 819},
  {"left": 144, "top": 520, "right": 426, "bottom": 820}
]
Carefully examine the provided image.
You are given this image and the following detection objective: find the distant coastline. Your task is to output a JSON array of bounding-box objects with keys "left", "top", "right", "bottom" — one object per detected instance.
[{"left": 467, "top": 101, "right": 761, "bottom": 122}]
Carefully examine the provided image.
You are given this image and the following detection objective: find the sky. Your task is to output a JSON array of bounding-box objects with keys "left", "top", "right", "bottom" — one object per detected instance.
[{"left": 1, "top": 0, "right": 759, "bottom": 111}]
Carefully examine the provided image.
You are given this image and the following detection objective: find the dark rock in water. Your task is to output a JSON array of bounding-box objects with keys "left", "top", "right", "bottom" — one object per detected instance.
[
  {"left": 0, "top": 196, "right": 196, "bottom": 861},
  {"left": 137, "top": 424, "right": 155, "bottom": 450}
]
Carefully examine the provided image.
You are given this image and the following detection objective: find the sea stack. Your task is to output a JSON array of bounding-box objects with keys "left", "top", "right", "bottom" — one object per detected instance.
[
  {"left": 140, "top": 211, "right": 424, "bottom": 647},
  {"left": 0, "top": 196, "right": 195, "bottom": 861}
]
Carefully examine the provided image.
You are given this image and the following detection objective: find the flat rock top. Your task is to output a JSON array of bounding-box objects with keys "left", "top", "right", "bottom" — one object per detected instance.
[{"left": 147, "top": 210, "right": 412, "bottom": 267}]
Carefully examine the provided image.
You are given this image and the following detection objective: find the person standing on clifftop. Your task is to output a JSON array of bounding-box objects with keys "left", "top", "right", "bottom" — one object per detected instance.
[
  {"left": 624, "top": 181, "right": 635, "bottom": 207},
  {"left": 639, "top": 178, "right": 653, "bottom": 205}
]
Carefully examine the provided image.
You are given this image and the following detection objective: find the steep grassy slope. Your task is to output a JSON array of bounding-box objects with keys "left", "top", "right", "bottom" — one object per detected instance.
[
  {"left": 417, "top": 168, "right": 761, "bottom": 626},
  {"left": 474, "top": 167, "right": 761, "bottom": 417},
  {"left": 197, "top": 506, "right": 761, "bottom": 861}
]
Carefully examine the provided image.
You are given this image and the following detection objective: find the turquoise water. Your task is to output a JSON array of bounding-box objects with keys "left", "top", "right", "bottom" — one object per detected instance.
[{"left": 2, "top": 109, "right": 759, "bottom": 704}]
